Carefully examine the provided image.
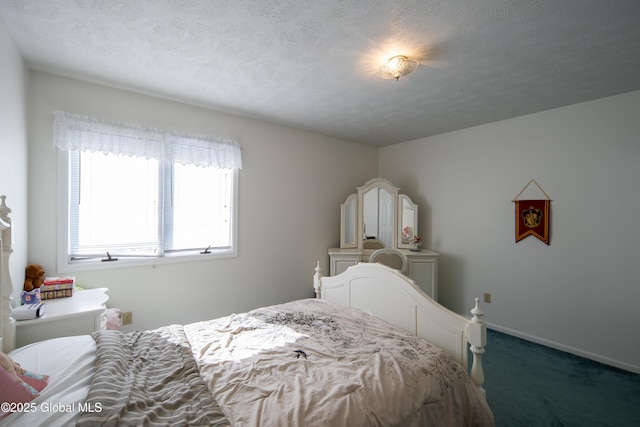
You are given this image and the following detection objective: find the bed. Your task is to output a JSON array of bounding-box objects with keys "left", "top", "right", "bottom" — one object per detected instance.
[{"left": 0, "top": 196, "right": 493, "bottom": 426}]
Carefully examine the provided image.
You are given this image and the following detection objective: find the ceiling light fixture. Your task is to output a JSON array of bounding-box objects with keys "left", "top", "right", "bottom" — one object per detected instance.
[{"left": 379, "top": 55, "right": 418, "bottom": 81}]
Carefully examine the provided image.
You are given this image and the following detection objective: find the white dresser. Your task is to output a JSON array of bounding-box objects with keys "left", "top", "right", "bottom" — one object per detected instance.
[
  {"left": 15, "top": 288, "right": 109, "bottom": 347},
  {"left": 328, "top": 248, "right": 439, "bottom": 300},
  {"left": 330, "top": 178, "right": 440, "bottom": 301}
]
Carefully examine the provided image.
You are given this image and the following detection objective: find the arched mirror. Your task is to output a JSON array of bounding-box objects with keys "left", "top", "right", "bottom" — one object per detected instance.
[
  {"left": 398, "top": 195, "right": 418, "bottom": 249},
  {"left": 340, "top": 178, "right": 418, "bottom": 251},
  {"left": 362, "top": 186, "right": 394, "bottom": 248},
  {"left": 358, "top": 179, "right": 398, "bottom": 249},
  {"left": 340, "top": 194, "right": 357, "bottom": 248}
]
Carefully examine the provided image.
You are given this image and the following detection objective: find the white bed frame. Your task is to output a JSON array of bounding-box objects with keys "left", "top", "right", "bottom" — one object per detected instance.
[
  {"left": 1, "top": 195, "right": 16, "bottom": 353},
  {"left": 314, "top": 261, "right": 487, "bottom": 396}
]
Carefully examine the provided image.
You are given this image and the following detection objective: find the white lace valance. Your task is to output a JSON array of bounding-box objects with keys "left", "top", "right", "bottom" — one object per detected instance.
[{"left": 52, "top": 111, "right": 242, "bottom": 169}]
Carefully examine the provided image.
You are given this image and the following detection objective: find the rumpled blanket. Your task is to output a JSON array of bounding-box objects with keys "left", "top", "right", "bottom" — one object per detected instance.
[
  {"left": 76, "top": 325, "right": 230, "bottom": 427},
  {"left": 185, "top": 299, "right": 494, "bottom": 427}
]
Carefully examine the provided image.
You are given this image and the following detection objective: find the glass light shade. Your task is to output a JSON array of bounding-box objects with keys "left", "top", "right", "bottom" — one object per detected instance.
[{"left": 379, "top": 55, "right": 418, "bottom": 80}]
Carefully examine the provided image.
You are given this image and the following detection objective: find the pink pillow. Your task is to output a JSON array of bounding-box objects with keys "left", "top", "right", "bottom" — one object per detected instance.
[
  {"left": 0, "top": 367, "right": 37, "bottom": 404},
  {"left": 19, "top": 371, "right": 49, "bottom": 393}
]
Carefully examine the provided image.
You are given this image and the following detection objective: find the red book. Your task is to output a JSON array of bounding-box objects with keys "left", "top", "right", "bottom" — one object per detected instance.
[{"left": 43, "top": 276, "right": 75, "bottom": 285}]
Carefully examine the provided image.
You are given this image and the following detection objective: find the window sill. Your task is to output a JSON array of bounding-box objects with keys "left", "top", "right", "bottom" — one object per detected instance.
[{"left": 57, "top": 248, "right": 238, "bottom": 273}]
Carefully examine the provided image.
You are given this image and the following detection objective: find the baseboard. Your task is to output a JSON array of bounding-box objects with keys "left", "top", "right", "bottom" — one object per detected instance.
[{"left": 487, "top": 323, "right": 640, "bottom": 375}]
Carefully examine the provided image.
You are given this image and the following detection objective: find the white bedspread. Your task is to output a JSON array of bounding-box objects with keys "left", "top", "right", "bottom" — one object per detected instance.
[
  {"left": 186, "top": 299, "right": 494, "bottom": 427},
  {"left": 1, "top": 335, "right": 95, "bottom": 427}
]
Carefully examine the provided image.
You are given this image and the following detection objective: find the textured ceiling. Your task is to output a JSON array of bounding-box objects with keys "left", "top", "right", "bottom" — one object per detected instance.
[{"left": 1, "top": 0, "right": 639, "bottom": 146}]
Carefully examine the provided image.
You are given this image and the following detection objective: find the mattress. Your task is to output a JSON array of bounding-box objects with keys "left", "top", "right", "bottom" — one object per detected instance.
[{"left": 1, "top": 335, "right": 95, "bottom": 426}]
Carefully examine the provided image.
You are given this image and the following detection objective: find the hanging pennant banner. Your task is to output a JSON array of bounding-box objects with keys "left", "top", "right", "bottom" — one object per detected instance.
[{"left": 515, "top": 199, "right": 550, "bottom": 244}]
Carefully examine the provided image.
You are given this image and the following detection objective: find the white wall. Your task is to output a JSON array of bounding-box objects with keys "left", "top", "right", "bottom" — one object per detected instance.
[
  {"left": 0, "top": 15, "right": 28, "bottom": 300},
  {"left": 27, "top": 70, "right": 378, "bottom": 331},
  {"left": 380, "top": 90, "right": 640, "bottom": 373},
  {"left": 17, "top": 46, "right": 639, "bottom": 373}
]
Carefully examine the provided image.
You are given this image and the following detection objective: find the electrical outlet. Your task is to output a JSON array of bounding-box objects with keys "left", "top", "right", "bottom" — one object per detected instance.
[
  {"left": 122, "top": 311, "right": 133, "bottom": 325},
  {"left": 483, "top": 293, "right": 492, "bottom": 304}
]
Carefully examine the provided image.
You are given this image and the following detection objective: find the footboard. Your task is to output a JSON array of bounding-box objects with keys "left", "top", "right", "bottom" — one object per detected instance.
[{"left": 313, "top": 262, "right": 486, "bottom": 396}]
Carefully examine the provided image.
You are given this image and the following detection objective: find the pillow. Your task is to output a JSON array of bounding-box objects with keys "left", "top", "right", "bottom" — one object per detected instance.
[
  {"left": 0, "top": 367, "right": 38, "bottom": 404},
  {"left": 18, "top": 370, "right": 49, "bottom": 393},
  {"left": 0, "top": 352, "right": 49, "bottom": 402}
]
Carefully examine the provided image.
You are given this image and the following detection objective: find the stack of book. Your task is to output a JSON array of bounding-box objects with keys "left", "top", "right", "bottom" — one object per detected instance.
[{"left": 41, "top": 276, "right": 75, "bottom": 300}]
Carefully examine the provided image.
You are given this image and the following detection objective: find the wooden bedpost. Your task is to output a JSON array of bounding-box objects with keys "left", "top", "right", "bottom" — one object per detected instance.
[
  {"left": 313, "top": 261, "right": 322, "bottom": 298},
  {"left": 468, "top": 298, "right": 486, "bottom": 397},
  {"left": 0, "top": 195, "right": 16, "bottom": 352}
]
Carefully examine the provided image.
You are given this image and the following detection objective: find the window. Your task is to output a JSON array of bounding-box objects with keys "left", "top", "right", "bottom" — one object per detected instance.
[{"left": 54, "top": 111, "right": 241, "bottom": 271}]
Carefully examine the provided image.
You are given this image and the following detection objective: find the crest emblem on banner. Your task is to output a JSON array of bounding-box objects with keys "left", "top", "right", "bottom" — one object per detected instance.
[
  {"left": 512, "top": 180, "right": 551, "bottom": 245},
  {"left": 522, "top": 206, "right": 542, "bottom": 228}
]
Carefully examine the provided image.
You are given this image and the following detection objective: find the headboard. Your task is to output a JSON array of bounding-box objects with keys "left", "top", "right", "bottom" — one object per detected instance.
[
  {"left": 313, "top": 261, "right": 487, "bottom": 396},
  {"left": 1, "top": 195, "right": 16, "bottom": 352}
]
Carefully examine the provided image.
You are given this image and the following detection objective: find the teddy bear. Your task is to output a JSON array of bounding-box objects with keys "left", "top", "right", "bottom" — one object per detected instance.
[{"left": 23, "top": 264, "right": 45, "bottom": 292}]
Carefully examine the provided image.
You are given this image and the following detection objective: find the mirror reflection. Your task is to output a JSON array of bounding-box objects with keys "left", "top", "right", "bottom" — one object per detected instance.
[
  {"left": 341, "top": 194, "right": 357, "bottom": 248},
  {"left": 400, "top": 195, "right": 417, "bottom": 245},
  {"left": 363, "top": 187, "right": 394, "bottom": 248},
  {"left": 339, "top": 178, "right": 418, "bottom": 251}
]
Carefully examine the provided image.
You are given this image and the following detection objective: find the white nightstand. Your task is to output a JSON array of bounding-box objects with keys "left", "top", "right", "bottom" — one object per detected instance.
[{"left": 15, "top": 288, "right": 109, "bottom": 348}]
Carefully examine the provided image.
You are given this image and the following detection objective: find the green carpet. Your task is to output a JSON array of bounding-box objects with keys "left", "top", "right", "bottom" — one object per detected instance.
[{"left": 483, "top": 329, "right": 640, "bottom": 426}]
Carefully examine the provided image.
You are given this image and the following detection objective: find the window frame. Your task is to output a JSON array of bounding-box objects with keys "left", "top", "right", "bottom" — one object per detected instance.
[{"left": 56, "top": 150, "right": 239, "bottom": 273}]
